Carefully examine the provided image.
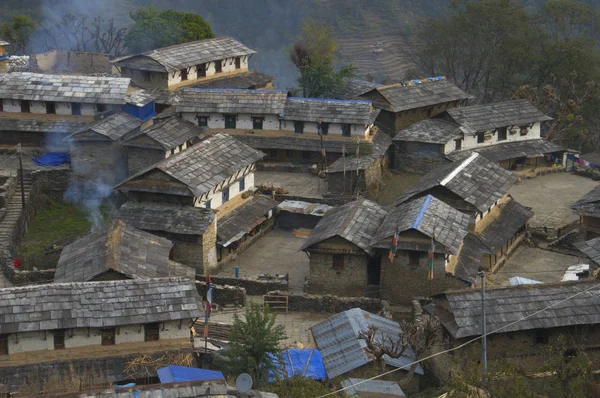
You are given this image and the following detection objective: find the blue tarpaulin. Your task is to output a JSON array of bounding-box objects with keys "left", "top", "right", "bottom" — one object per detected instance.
[
  {"left": 269, "top": 349, "right": 327, "bottom": 381},
  {"left": 32, "top": 152, "right": 71, "bottom": 167},
  {"left": 157, "top": 366, "right": 225, "bottom": 383}
]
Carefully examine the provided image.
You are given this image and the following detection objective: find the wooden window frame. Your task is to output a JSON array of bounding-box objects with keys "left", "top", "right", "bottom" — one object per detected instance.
[
  {"left": 197, "top": 64, "right": 206, "bottom": 78},
  {"left": 54, "top": 330, "right": 66, "bottom": 350},
  {"left": 215, "top": 60, "right": 223, "bottom": 74},
  {"left": 408, "top": 251, "right": 420, "bottom": 266},
  {"left": 71, "top": 102, "right": 81, "bottom": 116},
  {"left": 0, "top": 334, "right": 8, "bottom": 355},
  {"left": 252, "top": 117, "right": 264, "bottom": 130},
  {"left": 332, "top": 254, "right": 344, "bottom": 271},
  {"left": 0, "top": 99, "right": 4, "bottom": 112},
  {"left": 96, "top": 104, "right": 107, "bottom": 113},
  {"left": 239, "top": 177, "right": 245, "bottom": 192},
  {"left": 497, "top": 127, "right": 507, "bottom": 141},
  {"left": 46, "top": 102, "right": 56, "bottom": 114},
  {"left": 21, "top": 100, "right": 30, "bottom": 113},
  {"left": 144, "top": 323, "right": 160, "bottom": 342},
  {"left": 520, "top": 126, "right": 529, "bottom": 136},
  {"left": 180, "top": 68, "right": 188, "bottom": 81},
  {"left": 101, "top": 328, "right": 116, "bottom": 346},
  {"left": 197, "top": 116, "right": 208, "bottom": 127},
  {"left": 454, "top": 138, "right": 461, "bottom": 151},
  {"left": 320, "top": 122, "right": 329, "bottom": 136},
  {"left": 222, "top": 186, "right": 230, "bottom": 204},
  {"left": 342, "top": 124, "right": 351, "bottom": 137},
  {"left": 205, "top": 199, "right": 212, "bottom": 209},
  {"left": 225, "top": 114, "right": 237, "bottom": 129},
  {"left": 235, "top": 57, "right": 241, "bottom": 69},
  {"left": 294, "top": 121, "right": 304, "bottom": 134}
]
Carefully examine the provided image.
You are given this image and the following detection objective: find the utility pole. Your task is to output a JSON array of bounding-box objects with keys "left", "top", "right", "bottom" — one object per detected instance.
[
  {"left": 479, "top": 270, "right": 487, "bottom": 390},
  {"left": 16, "top": 144, "right": 25, "bottom": 209}
]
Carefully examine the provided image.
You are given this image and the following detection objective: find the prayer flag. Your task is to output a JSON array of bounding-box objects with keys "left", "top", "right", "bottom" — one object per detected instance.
[
  {"left": 388, "top": 226, "right": 399, "bottom": 263},
  {"left": 427, "top": 234, "right": 436, "bottom": 280}
]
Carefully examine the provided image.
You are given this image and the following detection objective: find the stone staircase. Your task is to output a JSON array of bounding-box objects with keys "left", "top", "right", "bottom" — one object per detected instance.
[{"left": 0, "top": 175, "right": 32, "bottom": 288}]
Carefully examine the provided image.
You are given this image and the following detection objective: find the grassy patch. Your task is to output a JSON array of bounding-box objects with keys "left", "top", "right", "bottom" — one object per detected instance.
[
  {"left": 377, "top": 171, "right": 422, "bottom": 206},
  {"left": 18, "top": 202, "right": 91, "bottom": 257}
]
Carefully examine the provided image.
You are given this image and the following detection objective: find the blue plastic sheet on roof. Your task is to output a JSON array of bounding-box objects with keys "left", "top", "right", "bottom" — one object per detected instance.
[
  {"left": 157, "top": 366, "right": 225, "bottom": 383},
  {"left": 32, "top": 152, "right": 71, "bottom": 167},
  {"left": 269, "top": 348, "right": 327, "bottom": 381}
]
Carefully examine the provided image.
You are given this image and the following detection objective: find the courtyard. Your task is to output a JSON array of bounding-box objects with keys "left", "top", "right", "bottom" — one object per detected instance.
[
  {"left": 255, "top": 171, "right": 326, "bottom": 198},
  {"left": 215, "top": 228, "right": 310, "bottom": 293},
  {"left": 508, "top": 172, "right": 599, "bottom": 234}
]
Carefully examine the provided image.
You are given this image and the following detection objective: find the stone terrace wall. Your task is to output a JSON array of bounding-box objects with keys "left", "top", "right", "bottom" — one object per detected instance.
[
  {"left": 199, "top": 274, "right": 288, "bottom": 296},
  {"left": 267, "top": 290, "right": 390, "bottom": 315},
  {"left": 195, "top": 281, "right": 246, "bottom": 307},
  {"left": 30, "top": 167, "right": 71, "bottom": 202}
]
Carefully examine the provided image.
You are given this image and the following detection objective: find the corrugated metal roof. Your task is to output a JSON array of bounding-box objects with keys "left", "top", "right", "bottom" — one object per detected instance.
[
  {"left": 277, "top": 200, "right": 332, "bottom": 217},
  {"left": 341, "top": 378, "right": 406, "bottom": 397},
  {"left": 311, "top": 308, "right": 424, "bottom": 379}
]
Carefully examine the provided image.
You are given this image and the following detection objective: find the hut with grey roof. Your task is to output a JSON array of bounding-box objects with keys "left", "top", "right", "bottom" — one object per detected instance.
[
  {"left": 113, "top": 36, "right": 257, "bottom": 90},
  {"left": 116, "top": 201, "right": 217, "bottom": 274},
  {"left": 122, "top": 115, "right": 204, "bottom": 175},
  {"left": 358, "top": 78, "right": 470, "bottom": 133},
  {"left": 573, "top": 185, "right": 600, "bottom": 240},
  {"left": 54, "top": 220, "right": 196, "bottom": 283},
  {"left": 0, "top": 277, "right": 201, "bottom": 358},
  {"left": 425, "top": 280, "right": 600, "bottom": 372}
]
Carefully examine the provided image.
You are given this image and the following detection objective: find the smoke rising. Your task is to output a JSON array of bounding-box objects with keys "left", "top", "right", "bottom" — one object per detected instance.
[{"left": 63, "top": 180, "right": 112, "bottom": 230}]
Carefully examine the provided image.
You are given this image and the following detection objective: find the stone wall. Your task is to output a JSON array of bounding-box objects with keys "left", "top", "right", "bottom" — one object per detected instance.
[
  {"left": 0, "top": 246, "right": 55, "bottom": 285},
  {"left": 30, "top": 167, "right": 71, "bottom": 201},
  {"left": 127, "top": 147, "right": 165, "bottom": 176},
  {"left": 306, "top": 251, "right": 370, "bottom": 297},
  {"left": 0, "top": 172, "right": 16, "bottom": 208},
  {"left": 30, "top": 50, "right": 112, "bottom": 74},
  {"left": 71, "top": 141, "right": 128, "bottom": 186},
  {"left": 393, "top": 150, "right": 451, "bottom": 174},
  {"left": 199, "top": 274, "right": 288, "bottom": 296},
  {"left": 196, "top": 281, "right": 246, "bottom": 307},
  {"left": 202, "top": 218, "right": 218, "bottom": 272},
  {"left": 266, "top": 290, "right": 390, "bottom": 314}
]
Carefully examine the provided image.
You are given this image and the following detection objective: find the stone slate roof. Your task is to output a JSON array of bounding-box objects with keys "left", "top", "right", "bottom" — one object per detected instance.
[
  {"left": 341, "top": 379, "right": 406, "bottom": 397},
  {"left": 430, "top": 280, "right": 600, "bottom": 339},
  {"left": 395, "top": 153, "right": 518, "bottom": 213},
  {"left": 236, "top": 135, "right": 355, "bottom": 153},
  {"left": 300, "top": 199, "right": 388, "bottom": 253},
  {"left": 124, "top": 116, "right": 202, "bottom": 150},
  {"left": 0, "top": 72, "right": 130, "bottom": 104},
  {"left": 113, "top": 36, "right": 256, "bottom": 72},
  {"left": 118, "top": 134, "right": 265, "bottom": 197},
  {"left": 371, "top": 194, "right": 470, "bottom": 255},
  {"left": 176, "top": 88, "right": 288, "bottom": 114},
  {"left": 54, "top": 220, "right": 172, "bottom": 283},
  {"left": 187, "top": 70, "right": 274, "bottom": 89},
  {"left": 370, "top": 79, "right": 470, "bottom": 113},
  {"left": 116, "top": 201, "right": 214, "bottom": 236},
  {"left": 393, "top": 119, "right": 462, "bottom": 144},
  {"left": 125, "top": 89, "right": 156, "bottom": 106},
  {"left": 0, "top": 119, "right": 90, "bottom": 133},
  {"left": 476, "top": 199, "right": 533, "bottom": 252},
  {"left": 217, "top": 195, "right": 279, "bottom": 244},
  {"left": 0, "top": 277, "right": 202, "bottom": 334},
  {"left": 446, "top": 139, "right": 566, "bottom": 162},
  {"left": 452, "top": 233, "right": 487, "bottom": 283},
  {"left": 283, "top": 97, "right": 373, "bottom": 125},
  {"left": 327, "top": 131, "right": 392, "bottom": 173},
  {"left": 69, "top": 112, "right": 143, "bottom": 141},
  {"left": 575, "top": 237, "right": 600, "bottom": 265},
  {"left": 572, "top": 185, "right": 600, "bottom": 217},
  {"left": 445, "top": 100, "right": 552, "bottom": 134},
  {"left": 334, "top": 77, "right": 383, "bottom": 100},
  {"left": 311, "top": 308, "right": 423, "bottom": 379}
]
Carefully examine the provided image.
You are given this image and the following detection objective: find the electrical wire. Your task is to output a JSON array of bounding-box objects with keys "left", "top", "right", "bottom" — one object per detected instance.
[{"left": 317, "top": 281, "right": 600, "bottom": 397}]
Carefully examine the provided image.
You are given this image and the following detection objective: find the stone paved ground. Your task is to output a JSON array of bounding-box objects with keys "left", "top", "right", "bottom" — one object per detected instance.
[
  {"left": 208, "top": 298, "right": 330, "bottom": 348},
  {"left": 489, "top": 246, "right": 587, "bottom": 287},
  {"left": 255, "top": 171, "right": 327, "bottom": 198},
  {"left": 215, "top": 229, "right": 310, "bottom": 293},
  {"left": 508, "top": 173, "right": 599, "bottom": 232}
]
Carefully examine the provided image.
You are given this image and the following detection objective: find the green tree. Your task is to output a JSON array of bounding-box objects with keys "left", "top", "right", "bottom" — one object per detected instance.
[
  {"left": 290, "top": 19, "right": 355, "bottom": 98},
  {"left": 0, "top": 14, "right": 37, "bottom": 54},
  {"left": 543, "top": 335, "right": 592, "bottom": 398},
  {"left": 261, "top": 376, "right": 330, "bottom": 398},
  {"left": 125, "top": 6, "right": 214, "bottom": 54},
  {"left": 214, "top": 304, "right": 287, "bottom": 384}
]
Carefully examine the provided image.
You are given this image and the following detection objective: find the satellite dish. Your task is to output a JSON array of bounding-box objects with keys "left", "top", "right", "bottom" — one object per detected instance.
[{"left": 235, "top": 373, "right": 253, "bottom": 393}]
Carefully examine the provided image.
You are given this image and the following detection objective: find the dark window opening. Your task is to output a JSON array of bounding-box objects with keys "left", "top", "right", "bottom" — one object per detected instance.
[
  {"left": 197, "top": 64, "right": 206, "bottom": 78},
  {"left": 497, "top": 127, "right": 507, "bottom": 141},
  {"left": 252, "top": 117, "right": 264, "bottom": 130},
  {"left": 269, "top": 149, "right": 277, "bottom": 158},
  {"left": 534, "top": 330, "right": 549, "bottom": 345},
  {"left": 454, "top": 139, "right": 461, "bottom": 151},
  {"left": 520, "top": 126, "right": 529, "bottom": 136},
  {"left": 205, "top": 200, "right": 212, "bottom": 209},
  {"left": 145, "top": 323, "right": 160, "bottom": 342},
  {"left": 143, "top": 71, "right": 152, "bottom": 82},
  {"left": 476, "top": 132, "right": 485, "bottom": 144},
  {"left": 342, "top": 124, "right": 351, "bottom": 137},
  {"left": 235, "top": 57, "right": 241, "bottom": 69},
  {"left": 294, "top": 121, "right": 304, "bottom": 134},
  {"left": 302, "top": 151, "right": 312, "bottom": 160},
  {"left": 0, "top": 100, "right": 3, "bottom": 112},
  {"left": 225, "top": 114, "right": 237, "bottom": 129},
  {"left": 71, "top": 102, "right": 81, "bottom": 116},
  {"left": 97, "top": 104, "right": 106, "bottom": 113},
  {"left": 222, "top": 187, "right": 230, "bottom": 204},
  {"left": 0, "top": 335, "right": 7, "bottom": 355},
  {"left": 54, "top": 330, "right": 65, "bottom": 350},
  {"left": 286, "top": 150, "right": 294, "bottom": 159},
  {"left": 180, "top": 68, "right": 188, "bottom": 81},
  {"left": 239, "top": 177, "right": 245, "bottom": 191},
  {"left": 197, "top": 116, "right": 208, "bottom": 127},
  {"left": 101, "top": 328, "right": 116, "bottom": 346},
  {"left": 21, "top": 100, "right": 30, "bottom": 113},
  {"left": 332, "top": 254, "right": 344, "bottom": 270},
  {"left": 46, "top": 102, "right": 56, "bottom": 114},
  {"left": 408, "top": 251, "right": 420, "bottom": 266},
  {"left": 319, "top": 122, "right": 329, "bottom": 135},
  {"left": 215, "top": 60, "right": 223, "bottom": 74}
]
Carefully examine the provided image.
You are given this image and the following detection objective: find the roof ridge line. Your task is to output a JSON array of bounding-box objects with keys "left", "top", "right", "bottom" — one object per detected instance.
[{"left": 440, "top": 152, "right": 479, "bottom": 186}]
